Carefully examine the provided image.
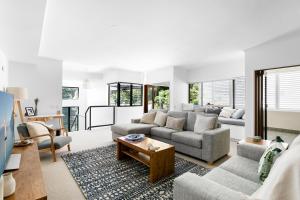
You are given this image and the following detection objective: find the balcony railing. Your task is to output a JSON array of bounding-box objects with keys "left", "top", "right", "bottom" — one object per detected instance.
[{"left": 85, "top": 106, "right": 116, "bottom": 130}]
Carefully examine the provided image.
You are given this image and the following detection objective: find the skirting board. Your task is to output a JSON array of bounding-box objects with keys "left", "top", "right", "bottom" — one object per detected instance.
[{"left": 0, "top": 175, "right": 3, "bottom": 200}]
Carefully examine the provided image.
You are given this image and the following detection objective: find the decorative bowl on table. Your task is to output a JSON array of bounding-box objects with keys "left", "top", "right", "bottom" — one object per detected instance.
[{"left": 125, "top": 134, "right": 145, "bottom": 141}]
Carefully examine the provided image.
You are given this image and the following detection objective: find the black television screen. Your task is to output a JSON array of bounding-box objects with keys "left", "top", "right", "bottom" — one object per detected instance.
[{"left": 0, "top": 91, "right": 14, "bottom": 176}]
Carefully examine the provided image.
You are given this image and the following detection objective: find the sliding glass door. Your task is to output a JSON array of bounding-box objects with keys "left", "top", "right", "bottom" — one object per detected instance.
[{"left": 255, "top": 65, "right": 300, "bottom": 143}]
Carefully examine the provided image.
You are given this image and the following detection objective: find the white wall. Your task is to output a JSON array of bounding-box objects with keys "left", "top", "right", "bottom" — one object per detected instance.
[
  {"left": 268, "top": 111, "right": 300, "bottom": 131},
  {"left": 187, "top": 56, "right": 245, "bottom": 83},
  {"left": 8, "top": 58, "right": 63, "bottom": 115},
  {"left": 170, "top": 67, "right": 188, "bottom": 111},
  {"left": 0, "top": 49, "right": 8, "bottom": 91},
  {"left": 245, "top": 29, "right": 300, "bottom": 137},
  {"left": 144, "top": 66, "right": 173, "bottom": 85}
]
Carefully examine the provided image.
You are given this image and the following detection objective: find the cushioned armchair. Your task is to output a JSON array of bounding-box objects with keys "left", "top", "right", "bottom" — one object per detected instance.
[{"left": 17, "top": 123, "right": 72, "bottom": 162}]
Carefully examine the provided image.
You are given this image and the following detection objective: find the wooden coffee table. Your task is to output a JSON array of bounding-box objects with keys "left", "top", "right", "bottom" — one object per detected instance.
[{"left": 117, "top": 136, "right": 175, "bottom": 183}]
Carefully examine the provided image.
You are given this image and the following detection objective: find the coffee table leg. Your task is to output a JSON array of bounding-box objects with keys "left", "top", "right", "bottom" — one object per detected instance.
[
  {"left": 149, "top": 147, "right": 175, "bottom": 183},
  {"left": 117, "top": 141, "right": 126, "bottom": 160}
]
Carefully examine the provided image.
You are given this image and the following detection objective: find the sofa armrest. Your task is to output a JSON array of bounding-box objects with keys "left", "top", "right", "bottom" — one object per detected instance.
[
  {"left": 131, "top": 118, "right": 141, "bottom": 123},
  {"left": 237, "top": 143, "right": 266, "bottom": 162},
  {"left": 202, "top": 128, "right": 230, "bottom": 163},
  {"left": 174, "top": 172, "right": 248, "bottom": 200}
]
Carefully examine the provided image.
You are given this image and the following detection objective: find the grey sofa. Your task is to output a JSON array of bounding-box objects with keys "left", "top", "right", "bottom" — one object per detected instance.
[
  {"left": 173, "top": 142, "right": 267, "bottom": 200},
  {"left": 111, "top": 111, "right": 230, "bottom": 163}
]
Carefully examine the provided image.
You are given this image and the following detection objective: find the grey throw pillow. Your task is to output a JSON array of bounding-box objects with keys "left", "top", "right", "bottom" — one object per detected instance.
[
  {"left": 154, "top": 111, "right": 168, "bottom": 126},
  {"left": 194, "top": 114, "right": 217, "bottom": 134},
  {"left": 231, "top": 109, "right": 245, "bottom": 119},
  {"left": 140, "top": 112, "right": 156, "bottom": 124},
  {"left": 165, "top": 116, "right": 185, "bottom": 131}
]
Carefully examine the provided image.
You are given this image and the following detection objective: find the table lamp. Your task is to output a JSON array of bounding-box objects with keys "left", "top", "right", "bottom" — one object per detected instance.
[{"left": 6, "top": 87, "right": 28, "bottom": 123}]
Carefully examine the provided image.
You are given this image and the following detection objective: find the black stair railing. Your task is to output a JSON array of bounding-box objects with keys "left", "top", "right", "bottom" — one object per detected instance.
[{"left": 85, "top": 105, "right": 116, "bottom": 130}]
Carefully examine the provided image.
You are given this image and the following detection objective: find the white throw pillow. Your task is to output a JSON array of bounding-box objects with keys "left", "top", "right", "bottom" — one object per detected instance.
[
  {"left": 242, "top": 113, "right": 246, "bottom": 120},
  {"left": 165, "top": 116, "right": 185, "bottom": 131},
  {"left": 140, "top": 112, "right": 156, "bottom": 124},
  {"left": 154, "top": 111, "right": 168, "bottom": 127},
  {"left": 194, "top": 114, "right": 217, "bottom": 134},
  {"left": 219, "top": 108, "right": 236, "bottom": 118},
  {"left": 26, "top": 121, "right": 51, "bottom": 143}
]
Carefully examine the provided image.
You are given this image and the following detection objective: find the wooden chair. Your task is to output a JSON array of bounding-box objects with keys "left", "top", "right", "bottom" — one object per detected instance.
[{"left": 17, "top": 123, "right": 72, "bottom": 162}]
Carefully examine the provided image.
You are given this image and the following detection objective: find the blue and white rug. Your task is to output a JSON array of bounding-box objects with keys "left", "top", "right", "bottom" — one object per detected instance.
[{"left": 62, "top": 144, "right": 209, "bottom": 200}]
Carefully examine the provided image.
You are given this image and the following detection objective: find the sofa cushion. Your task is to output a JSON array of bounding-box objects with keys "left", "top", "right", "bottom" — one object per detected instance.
[
  {"left": 187, "top": 112, "right": 197, "bottom": 131},
  {"left": 205, "top": 168, "right": 260, "bottom": 195},
  {"left": 194, "top": 114, "right": 217, "bottom": 134},
  {"left": 150, "top": 127, "right": 176, "bottom": 140},
  {"left": 220, "top": 156, "right": 260, "bottom": 183},
  {"left": 165, "top": 116, "right": 185, "bottom": 131},
  {"left": 111, "top": 123, "right": 157, "bottom": 135},
  {"left": 218, "top": 117, "right": 245, "bottom": 126},
  {"left": 154, "top": 111, "right": 168, "bottom": 127},
  {"left": 167, "top": 111, "right": 188, "bottom": 130},
  {"left": 171, "top": 131, "right": 202, "bottom": 148},
  {"left": 140, "top": 112, "right": 156, "bottom": 124}
]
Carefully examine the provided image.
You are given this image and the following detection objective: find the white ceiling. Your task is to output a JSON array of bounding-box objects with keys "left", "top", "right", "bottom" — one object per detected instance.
[
  {"left": 1, "top": 0, "right": 300, "bottom": 72},
  {"left": 0, "top": 0, "right": 47, "bottom": 63}
]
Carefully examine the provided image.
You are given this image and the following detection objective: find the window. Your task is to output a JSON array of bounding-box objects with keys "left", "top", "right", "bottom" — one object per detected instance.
[
  {"left": 266, "top": 70, "right": 300, "bottom": 110},
  {"left": 203, "top": 80, "right": 232, "bottom": 106},
  {"left": 132, "top": 84, "right": 143, "bottom": 106},
  {"left": 189, "top": 78, "right": 245, "bottom": 108},
  {"left": 234, "top": 77, "right": 245, "bottom": 109},
  {"left": 62, "top": 87, "right": 79, "bottom": 100},
  {"left": 108, "top": 82, "right": 143, "bottom": 106},
  {"left": 120, "top": 83, "right": 131, "bottom": 106},
  {"left": 62, "top": 106, "right": 79, "bottom": 131},
  {"left": 189, "top": 83, "right": 200, "bottom": 105},
  {"left": 109, "top": 83, "right": 118, "bottom": 106}
]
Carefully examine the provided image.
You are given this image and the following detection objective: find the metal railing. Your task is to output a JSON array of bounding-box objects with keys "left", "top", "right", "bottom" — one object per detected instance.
[{"left": 85, "top": 105, "right": 116, "bottom": 130}]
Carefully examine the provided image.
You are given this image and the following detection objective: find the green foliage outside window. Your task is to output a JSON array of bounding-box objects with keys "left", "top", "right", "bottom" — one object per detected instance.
[
  {"left": 62, "top": 87, "right": 79, "bottom": 100},
  {"left": 189, "top": 83, "right": 199, "bottom": 105},
  {"left": 108, "top": 82, "right": 143, "bottom": 106},
  {"left": 154, "top": 90, "right": 169, "bottom": 109}
]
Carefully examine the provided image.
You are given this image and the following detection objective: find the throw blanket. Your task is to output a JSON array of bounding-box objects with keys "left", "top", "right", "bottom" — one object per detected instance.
[{"left": 251, "top": 140, "right": 300, "bottom": 200}]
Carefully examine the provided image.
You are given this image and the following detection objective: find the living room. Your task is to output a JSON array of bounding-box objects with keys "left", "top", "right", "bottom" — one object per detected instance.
[{"left": 1, "top": 0, "right": 300, "bottom": 200}]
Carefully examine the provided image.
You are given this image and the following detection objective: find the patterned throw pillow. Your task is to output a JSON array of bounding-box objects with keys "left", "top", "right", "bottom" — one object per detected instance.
[{"left": 258, "top": 140, "right": 286, "bottom": 182}]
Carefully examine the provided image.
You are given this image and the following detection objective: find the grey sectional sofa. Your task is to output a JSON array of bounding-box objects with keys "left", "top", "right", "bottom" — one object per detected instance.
[
  {"left": 111, "top": 111, "right": 230, "bottom": 163},
  {"left": 173, "top": 142, "right": 266, "bottom": 200}
]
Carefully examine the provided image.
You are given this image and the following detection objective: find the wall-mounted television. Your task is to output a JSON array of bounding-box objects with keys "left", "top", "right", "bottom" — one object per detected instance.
[{"left": 0, "top": 91, "right": 14, "bottom": 176}]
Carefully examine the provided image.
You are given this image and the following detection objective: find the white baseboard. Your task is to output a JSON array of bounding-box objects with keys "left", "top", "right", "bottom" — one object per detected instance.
[{"left": 0, "top": 175, "right": 3, "bottom": 200}]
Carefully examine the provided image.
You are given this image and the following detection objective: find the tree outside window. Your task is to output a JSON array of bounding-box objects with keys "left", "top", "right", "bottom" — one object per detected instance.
[{"left": 108, "top": 82, "right": 143, "bottom": 106}]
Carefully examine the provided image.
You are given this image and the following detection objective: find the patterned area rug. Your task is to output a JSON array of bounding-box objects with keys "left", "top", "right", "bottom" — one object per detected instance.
[{"left": 62, "top": 144, "right": 210, "bottom": 200}]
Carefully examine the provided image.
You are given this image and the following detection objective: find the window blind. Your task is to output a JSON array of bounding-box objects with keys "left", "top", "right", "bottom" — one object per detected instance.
[
  {"left": 266, "top": 70, "right": 300, "bottom": 110},
  {"left": 278, "top": 71, "right": 300, "bottom": 110},
  {"left": 234, "top": 77, "right": 245, "bottom": 109},
  {"left": 203, "top": 80, "right": 232, "bottom": 106}
]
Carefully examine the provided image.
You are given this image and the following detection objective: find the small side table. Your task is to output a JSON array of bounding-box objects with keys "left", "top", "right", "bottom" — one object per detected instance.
[{"left": 239, "top": 137, "right": 289, "bottom": 149}]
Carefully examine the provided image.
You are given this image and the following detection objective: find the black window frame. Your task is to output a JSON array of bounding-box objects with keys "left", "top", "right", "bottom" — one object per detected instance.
[
  {"left": 108, "top": 82, "right": 143, "bottom": 107},
  {"left": 62, "top": 86, "right": 80, "bottom": 100},
  {"left": 62, "top": 106, "right": 79, "bottom": 132}
]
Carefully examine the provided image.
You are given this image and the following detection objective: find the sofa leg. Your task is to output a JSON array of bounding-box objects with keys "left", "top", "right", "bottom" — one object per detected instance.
[
  {"left": 67, "top": 144, "right": 71, "bottom": 151},
  {"left": 207, "top": 161, "right": 214, "bottom": 165},
  {"left": 51, "top": 148, "right": 57, "bottom": 162}
]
